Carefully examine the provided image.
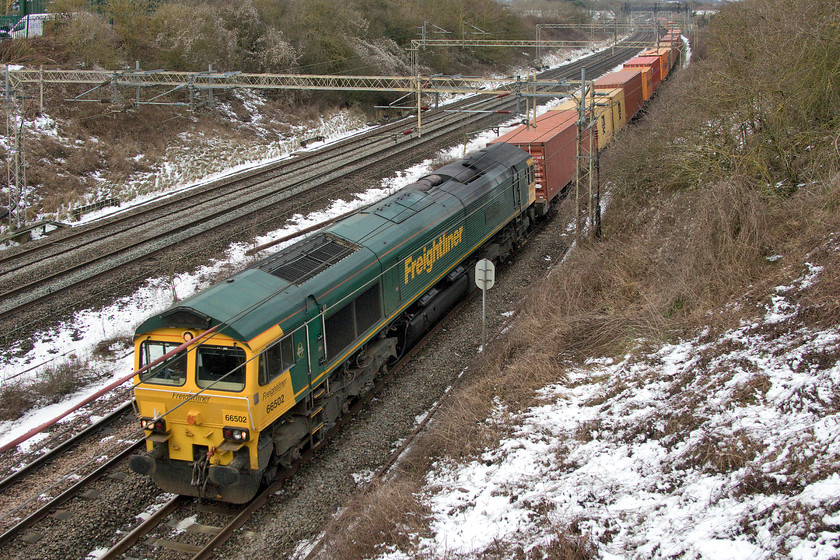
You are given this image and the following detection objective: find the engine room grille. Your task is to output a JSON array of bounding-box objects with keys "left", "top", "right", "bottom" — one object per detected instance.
[{"left": 263, "top": 234, "right": 356, "bottom": 285}]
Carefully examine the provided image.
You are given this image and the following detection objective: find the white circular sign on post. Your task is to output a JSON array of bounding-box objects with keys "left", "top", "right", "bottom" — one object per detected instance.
[{"left": 475, "top": 259, "right": 495, "bottom": 291}]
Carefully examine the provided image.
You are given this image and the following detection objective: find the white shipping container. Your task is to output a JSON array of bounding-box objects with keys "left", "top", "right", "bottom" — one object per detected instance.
[{"left": 10, "top": 13, "right": 56, "bottom": 39}]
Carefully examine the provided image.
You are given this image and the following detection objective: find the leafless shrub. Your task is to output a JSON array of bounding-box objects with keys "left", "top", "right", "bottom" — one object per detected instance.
[
  {"left": 0, "top": 383, "right": 37, "bottom": 421},
  {"left": 574, "top": 419, "right": 602, "bottom": 442},
  {"left": 91, "top": 334, "right": 134, "bottom": 360},
  {"left": 683, "top": 430, "right": 763, "bottom": 474},
  {"left": 150, "top": 3, "right": 237, "bottom": 71},
  {"left": 36, "top": 356, "right": 93, "bottom": 404},
  {"left": 0, "top": 357, "right": 101, "bottom": 421},
  {"left": 729, "top": 374, "right": 771, "bottom": 406},
  {"left": 55, "top": 10, "right": 121, "bottom": 68}
]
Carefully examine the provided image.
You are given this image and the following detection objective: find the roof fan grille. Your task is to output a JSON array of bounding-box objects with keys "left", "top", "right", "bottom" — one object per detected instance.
[{"left": 268, "top": 238, "right": 355, "bottom": 284}]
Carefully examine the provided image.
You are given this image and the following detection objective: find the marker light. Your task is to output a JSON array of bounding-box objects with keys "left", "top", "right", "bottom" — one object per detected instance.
[
  {"left": 222, "top": 427, "right": 250, "bottom": 442},
  {"left": 140, "top": 416, "right": 167, "bottom": 433}
]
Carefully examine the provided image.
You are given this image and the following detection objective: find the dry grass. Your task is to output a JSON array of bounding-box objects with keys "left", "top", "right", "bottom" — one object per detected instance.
[
  {"left": 729, "top": 374, "right": 772, "bottom": 406},
  {"left": 318, "top": 478, "right": 432, "bottom": 560},
  {"left": 312, "top": 4, "right": 840, "bottom": 554},
  {"left": 530, "top": 529, "right": 595, "bottom": 560},
  {"left": 90, "top": 334, "right": 134, "bottom": 360},
  {"left": 0, "top": 357, "right": 100, "bottom": 421},
  {"left": 681, "top": 430, "right": 764, "bottom": 474}
]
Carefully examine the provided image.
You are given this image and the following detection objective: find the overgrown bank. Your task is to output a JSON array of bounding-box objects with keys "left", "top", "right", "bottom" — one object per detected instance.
[{"left": 306, "top": 1, "right": 840, "bottom": 558}]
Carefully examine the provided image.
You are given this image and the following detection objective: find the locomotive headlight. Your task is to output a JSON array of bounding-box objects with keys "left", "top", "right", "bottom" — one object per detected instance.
[
  {"left": 222, "top": 426, "right": 250, "bottom": 442},
  {"left": 140, "top": 416, "right": 167, "bottom": 433}
]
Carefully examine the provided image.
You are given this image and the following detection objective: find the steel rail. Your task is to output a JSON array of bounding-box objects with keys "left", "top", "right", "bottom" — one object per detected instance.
[
  {"left": 0, "top": 400, "right": 135, "bottom": 493},
  {"left": 0, "top": 33, "right": 647, "bottom": 273},
  {"left": 0, "top": 115, "right": 436, "bottom": 276},
  {"left": 0, "top": 439, "right": 143, "bottom": 548},
  {"left": 0, "top": 99, "right": 510, "bottom": 320},
  {"left": 0, "top": 66, "right": 519, "bottom": 282},
  {"left": 0, "top": 35, "right": 650, "bottom": 328},
  {"left": 98, "top": 495, "right": 187, "bottom": 559}
]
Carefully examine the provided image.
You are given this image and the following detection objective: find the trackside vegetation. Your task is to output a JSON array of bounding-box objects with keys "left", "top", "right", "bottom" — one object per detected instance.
[
  {"left": 10, "top": 0, "right": 532, "bottom": 74},
  {"left": 0, "top": 0, "right": 595, "bottom": 224},
  {"left": 310, "top": 0, "right": 840, "bottom": 557}
]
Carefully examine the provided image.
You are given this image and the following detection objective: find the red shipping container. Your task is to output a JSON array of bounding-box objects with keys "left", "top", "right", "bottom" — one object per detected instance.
[
  {"left": 594, "top": 70, "right": 644, "bottom": 120},
  {"left": 624, "top": 56, "right": 662, "bottom": 91},
  {"left": 491, "top": 110, "right": 589, "bottom": 212}
]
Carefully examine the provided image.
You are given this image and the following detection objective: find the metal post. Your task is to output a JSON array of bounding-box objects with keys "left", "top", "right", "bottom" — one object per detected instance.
[
  {"left": 135, "top": 61, "right": 141, "bottom": 107},
  {"left": 207, "top": 64, "right": 213, "bottom": 108},
  {"left": 531, "top": 70, "right": 537, "bottom": 128},
  {"left": 575, "top": 68, "right": 587, "bottom": 244},
  {"left": 588, "top": 104, "right": 594, "bottom": 235},
  {"left": 481, "top": 282, "right": 487, "bottom": 350},
  {"left": 19, "top": 117, "right": 25, "bottom": 228},
  {"left": 416, "top": 77, "right": 422, "bottom": 137},
  {"left": 515, "top": 76, "right": 521, "bottom": 118},
  {"left": 594, "top": 123, "right": 602, "bottom": 240},
  {"left": 574, "top": 118, "right": 580, "bottom": 244},
  {"left": 39, "top": 65, "right": 43, "bottom": 113}
]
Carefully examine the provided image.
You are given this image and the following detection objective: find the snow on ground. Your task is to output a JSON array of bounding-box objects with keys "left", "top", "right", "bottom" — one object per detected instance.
[
  {"left": 375, "top": 265, "right": 840, "bottom": 559},
  {"left": 72, "top": 111, "right": 376, "bottom": 227}
]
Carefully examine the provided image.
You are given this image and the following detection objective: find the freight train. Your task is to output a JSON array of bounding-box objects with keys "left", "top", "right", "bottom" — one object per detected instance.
[{"left": 129, "top": 34, "right": 683, "bottom": 503}]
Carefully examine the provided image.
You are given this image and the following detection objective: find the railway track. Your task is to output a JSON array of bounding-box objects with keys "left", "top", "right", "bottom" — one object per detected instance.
[
  {"left": 3, "top": 37, "right": 652, "bottom": 558},
  {"left": 0, "top": 110, "right": 590, "bottom": 556},
  {"left": 0, "top": 36, "right": 648, "bottom": 347},
  {"left": 98, "top": 286, "right": 475, "bottom": 560},
  {"left": 0, "top": 283, "right": 473, "bottom": 558},
  {"left": 0, "top": 134, "right": 575, "bottom": 554},
  {"left": 0, "top": 402, "right": 142, "bottom": 547}
]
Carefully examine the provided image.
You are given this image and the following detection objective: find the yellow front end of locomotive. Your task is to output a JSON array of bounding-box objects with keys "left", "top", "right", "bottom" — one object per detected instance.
[{"left": 133, "top": 328, "right": 260, "bottom": 469}]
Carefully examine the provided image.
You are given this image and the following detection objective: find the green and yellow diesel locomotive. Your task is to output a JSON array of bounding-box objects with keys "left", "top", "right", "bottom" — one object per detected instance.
[{"left": 129, "top": 143, "right": 536, "bottom": 502}]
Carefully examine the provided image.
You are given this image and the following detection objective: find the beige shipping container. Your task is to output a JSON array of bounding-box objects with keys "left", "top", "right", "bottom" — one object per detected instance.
[
  {"left": 594, "top": 88, "right": 627, "bottom": 140},
  {"left": 549, "top": 87, "right": 626, "bottom": 150}
]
